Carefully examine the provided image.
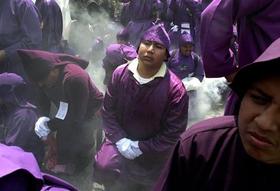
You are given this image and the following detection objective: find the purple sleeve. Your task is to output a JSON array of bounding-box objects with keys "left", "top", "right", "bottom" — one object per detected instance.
[
  {"left": 4, "top": 0, "right": 42, "bottom": 63},
  {"left": 200, "top": 0, "right": 271, "bottom": 77},
  {"left": 48, "top": 75, "right": 102, "bottom": 130},
  {"left": 193, "top": 54, "right": 205, "bottom": 82},
  {"left": 102, "top": 70, "right": 128, "bottom": 143},
  {"left": 153, "top": 138, "right": 191, "bottom": 191},
  {"left": 139, "top": 84, "right": 188, "bottom": 153}
]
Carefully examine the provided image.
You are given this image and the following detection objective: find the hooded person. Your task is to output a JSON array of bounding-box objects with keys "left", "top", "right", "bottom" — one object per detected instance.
[
  {"left": 93, "top": 24, "right": 188, "bottom": 191},
  {"left": 154, "top": 38, "right": 280, "bottom": 191},
  {"left": 0, "top": 143, "right": 78, "bottom": 191},
  {"left": 18, "top": 49, "right": 103, "bottom": 190},
  {"left": 0, "top": 73, "right": 44, "bottom": 163}
]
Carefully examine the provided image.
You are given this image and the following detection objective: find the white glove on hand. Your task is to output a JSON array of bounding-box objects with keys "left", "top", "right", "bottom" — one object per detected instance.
[
  {"left": 130, "top": 141, "right": 143, "bottom": 158},
  {"left": 116, "top": 138, "right": 141, "bottom": 160},
  {"left": 35, "top": 116, "right": 51, "bottom": 140},
  {"left": 170, "top": 24, "right": 179, "bottom": 32},
  {"left": 182, "top": 77, "right": 201, "bottom": 91}
]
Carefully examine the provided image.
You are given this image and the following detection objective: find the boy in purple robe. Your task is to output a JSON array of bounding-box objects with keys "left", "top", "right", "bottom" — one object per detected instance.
[
  {"left": 36, "top": 0, "right": 74, "bottom": 55},
  {"left": 0, "top": 73, "right": 44, "bottom": 163},
  {"left": 18, "top": 49, "right": 103, "bottom": 190},
  {"left": 0, "top": 0, "right": 42, "bottom": 79},
  {"left": 94, "top": 24, "right": 188, "bottom": 191},
  {"left": 201, "top": 0, "right": 280, "bottom": 115},
  {"left": 119, "top": 0, "right": 165, "bottom": 47},
  {"left": 0, "top": 143, "right": 78, "bottom": 191},
  {"left": 154, "top": 38, "right": 280, "bottom": 191}
]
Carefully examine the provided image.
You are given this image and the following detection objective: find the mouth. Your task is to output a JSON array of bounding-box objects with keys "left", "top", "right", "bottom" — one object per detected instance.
[
  {"left": 248, "top": 132, "right": 274, "bottom": 149},
  {"left": 142, "top": 56, "right": 153, "bottom": 61}
]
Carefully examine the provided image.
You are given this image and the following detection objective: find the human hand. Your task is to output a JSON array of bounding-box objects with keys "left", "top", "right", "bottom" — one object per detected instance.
[{"left": 35, "top": 116, "right": 51, "bottom": 139}]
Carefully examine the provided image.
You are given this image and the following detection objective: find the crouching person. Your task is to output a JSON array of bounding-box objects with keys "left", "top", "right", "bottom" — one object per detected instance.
[
  {"left": 93, "top": 24, "right": 189, "bottom": 191},
  {"left": 18, "top": 49, "right": 103, "bottom": 191}
]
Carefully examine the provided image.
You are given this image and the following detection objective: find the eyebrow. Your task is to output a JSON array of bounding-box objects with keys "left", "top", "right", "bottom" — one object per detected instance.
[{"left": 250, "top": 86, "right": 271, "bottom": 99}]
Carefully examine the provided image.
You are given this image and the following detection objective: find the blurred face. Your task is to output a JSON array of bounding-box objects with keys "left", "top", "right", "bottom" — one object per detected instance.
[
  {"left": 37, "top": 68, "right": 60, "bottom": 88},
  {"left": 238, "top": 75, "right": 280, "bottom": 164},
  {"left": 138, "top": 40, "right": 167, "bottom": 69},
  {"left": 180, "top": 43, "right": 193, "bottom": 56}
]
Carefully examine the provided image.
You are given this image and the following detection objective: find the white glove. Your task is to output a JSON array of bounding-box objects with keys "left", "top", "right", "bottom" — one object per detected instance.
[
  {"left": 130, "top": 141, "right": 143, "bottom": 158},
  {"left": 35, "top": 116, "right": 51, "bottom": 140},
  {"left": 182, "top": 77, "right": 201, "bottom": 91},
  {"left": 116, "top": 138, "right": 141, "bottom": 160},
  {"left": 170, "top": 24, "right": 179, "bottom": 32}
]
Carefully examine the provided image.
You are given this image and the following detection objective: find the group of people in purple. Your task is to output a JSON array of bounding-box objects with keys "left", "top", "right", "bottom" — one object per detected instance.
[{"left": 1, "top": 0, "right": 280, "bottom": 191}]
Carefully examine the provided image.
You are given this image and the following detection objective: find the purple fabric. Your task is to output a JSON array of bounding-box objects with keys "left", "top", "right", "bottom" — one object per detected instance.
[
  {"left": 36, "top": 0, "right": 63, "bottom": 52},
  {"left": 18, "top": 49, "right": 88, "bottom": 82},
  {"left": 179, "top": 32, "right": 194, "bottom": 46},
  {"left": 116, "top": 27, "right": 130, "bottom": 41},
  {"left": 119, "top": 0, "right": 165, "bottom": 46},
  {"left": 224, "top": 90, "right": 240, "bottom": 116},
  {"left": 95, "top": 63, "right": 188, "bottom": 188},
  {"left": 154, "top": 116, "right": 280, "bottom": 190},
  {"left": 167, "top": 51, "right": 204, "bottom": 81},
  {"left": 0, "top": 144, "right": 78, "bottom": 191},
  {"left": 102, "top": 43, "right": 137, "bottom": 85},
  {"left": 142, "top": 24, "right": 171, "bottom": 50},
  {"left": 0, "top": 0, "right": 42, "bottom": 78},
  {"left": 37, "top": 63, "right": 103, "bottom": 166},
  {"left": 201, "top": 0, "right": 280, "bottom": 78}
]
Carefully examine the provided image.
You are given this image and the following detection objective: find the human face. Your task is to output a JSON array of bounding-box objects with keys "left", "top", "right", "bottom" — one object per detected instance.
[
  {"left": 238, "top": 75, "right": 280, "bottom": 164},
  {"left": 138, "top": 40, "right": 167, "bottom": 69},
  {"left": 37, "top": 68, "right": 60, "bottom": 88},
  {"left": 180, "top": 43, "right": 193, "bottom": 56}
]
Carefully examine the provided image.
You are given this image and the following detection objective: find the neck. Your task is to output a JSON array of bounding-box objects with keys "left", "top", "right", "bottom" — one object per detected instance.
[{"left": 137, "top": 62, "right": 161, "bottom": 78}]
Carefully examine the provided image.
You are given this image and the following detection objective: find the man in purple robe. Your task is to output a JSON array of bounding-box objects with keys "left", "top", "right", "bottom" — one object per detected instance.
[
  {"left": 94, "top": 24, "right": 188, "bottom": 191},
  {"left": 36, "top": 0, "right": 74, "bottom": 55},
  {"left": 0, "top": 73, "right": 44, "bottom": 163},
  {"left": 154, "top": 38, "right": 280, "bottom": 191},
  {"left": 0, "top": 143, "right": 78, "bottom": 191},
  {"left": 200, "top": 0, "right": 280, "bottom": 115},
  {"left": 167, "top": 0, "right": 201, "bottom": 52},
  {"left": 0, "top": 0, "right": 42, "bottom": 79},
  {"left": 119, "top": 0, "right": 165, "bottom": 47},
  {"left": 102, "top": 29, "right": 137, "bottom": 85},
  {"left": 18, "top": 49, "right": 103, "bottom": 190},
  {"left": 167, "top": 32, "right": 204, "bottom": 122}
]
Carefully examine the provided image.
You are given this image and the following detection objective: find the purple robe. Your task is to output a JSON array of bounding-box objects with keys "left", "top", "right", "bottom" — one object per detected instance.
[
  {"left": 168, "top": 0, "right": 201, "bottom": 49},
  {"left": 94, "top": 63, "right": 188, "bottom": 189},
  {"left": 102, "top": 43, "right": 137, "bottom": 85},
  {"left": 167, "top": 50, "right": 204, "bottom": 81},
  {"left": 37, "top": 64, "right": 103, "bottom": 168},
  {"left": 0, "top": 144, "right": 78, "bottom": 191},
  {"left": 3, "top": 105, "right": 44, "bottom": 163},
  {"left": 201, "top": 0, "right": 280, "bottom": 78},
  {"left": 119, "top": 0, "right": 164, "bottom": 46},
  {"left": 36, "top": 0, "right": 73, "bottom": 54},
  {"left": 0, "top": 0, "right": 42, "bottom": 78},
  {"left": 154, "top": 116, "right": 280, "bottom": 191}
]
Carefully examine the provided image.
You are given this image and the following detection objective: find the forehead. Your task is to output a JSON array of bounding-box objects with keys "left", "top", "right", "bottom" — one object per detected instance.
[{"left": 141, "top": 40, "right": 165, "bottom": 47}]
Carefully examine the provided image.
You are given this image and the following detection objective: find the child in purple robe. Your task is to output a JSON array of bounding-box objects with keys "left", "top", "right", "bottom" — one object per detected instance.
[
  {"left": 154, "top": 38, "right": 280, "bottom": 191},
  {"left": 201, "top": 0, "right": 280, "bottom": 115},
  {"left": 94, "top": 24, "right": 188, "bottom": 191},
  {"left": 0, "top": 73, "right": 44, "bottom": 163},
  {"left": 0, "top": 143, "right": 78, "bottom": 191}
]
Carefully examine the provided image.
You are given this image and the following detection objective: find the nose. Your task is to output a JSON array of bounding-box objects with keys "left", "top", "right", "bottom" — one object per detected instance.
[
  {"left": 254, "top": 105, "right": 280, "bottom": 132},
  {"left": 147, "top": 44, "right": 155, "bottom": 52}
]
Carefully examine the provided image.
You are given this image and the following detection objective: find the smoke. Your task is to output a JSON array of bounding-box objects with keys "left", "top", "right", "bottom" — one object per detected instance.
[{"left": 188, "top": 77, "right": 229, "bottom": 126}]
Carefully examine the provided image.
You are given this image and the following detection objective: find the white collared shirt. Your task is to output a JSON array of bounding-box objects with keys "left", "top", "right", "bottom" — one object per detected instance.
[{"left": 128, "top": 58, "right": 166, "bottom": 84}]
